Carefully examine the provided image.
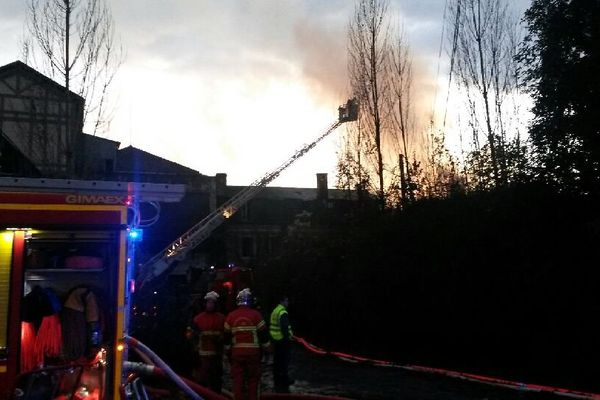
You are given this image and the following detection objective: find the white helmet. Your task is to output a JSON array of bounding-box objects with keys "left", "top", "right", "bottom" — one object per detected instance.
[
  {"left": 236, "top": 288, "right": 252, "bottom": 306},
  {"left": 204, "top": 291, "right": 219, "bottom": 302}
]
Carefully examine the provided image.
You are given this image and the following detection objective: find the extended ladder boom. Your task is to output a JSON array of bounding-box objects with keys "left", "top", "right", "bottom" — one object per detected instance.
[{"left": 139, "top": 99, "right": 358, "bottom": 286}]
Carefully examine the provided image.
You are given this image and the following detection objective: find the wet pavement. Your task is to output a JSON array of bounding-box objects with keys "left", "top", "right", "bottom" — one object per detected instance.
[{"left": 222, "top": 343, "right": 570, "bottom": 400}]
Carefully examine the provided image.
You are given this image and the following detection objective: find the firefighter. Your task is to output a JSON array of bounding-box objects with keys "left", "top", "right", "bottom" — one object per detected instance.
[
  {"left": 192, "top": 291, "right": 225, "bottom": 393},
  {"left": 269, "top": 295, "right": 294, "bottom": 392},
  {"left": 224, "top": 288, "right": 271, "bottom": 400}
]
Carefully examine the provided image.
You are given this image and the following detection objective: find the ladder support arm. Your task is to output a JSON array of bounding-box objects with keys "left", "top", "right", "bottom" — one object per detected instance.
[{"left": 139, "top": 99, "right": 357, "bottom": 287}]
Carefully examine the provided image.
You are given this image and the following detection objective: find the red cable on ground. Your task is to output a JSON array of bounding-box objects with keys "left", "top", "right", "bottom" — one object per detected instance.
[{"left": 294, "top": 336, "right": 600, "bottom": 400}]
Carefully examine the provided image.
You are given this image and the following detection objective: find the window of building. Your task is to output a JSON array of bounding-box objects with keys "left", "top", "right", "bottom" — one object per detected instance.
[{"left": 240, "top": 203, "right": 251, "bottom": 221}]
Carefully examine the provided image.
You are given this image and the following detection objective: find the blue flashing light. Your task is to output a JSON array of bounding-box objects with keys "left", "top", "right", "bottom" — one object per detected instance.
[{"left": 128, "top": 228, "right": 143, "bottom": 242}]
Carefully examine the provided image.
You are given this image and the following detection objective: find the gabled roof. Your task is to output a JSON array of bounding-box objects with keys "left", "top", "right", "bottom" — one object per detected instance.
[
  {"left": 225, "top": 185, "right": 355, "bottom": 201},
  {"left": 0, "top": 60, "right": 84, "bottom": 103},
  {"left": 82, "top": 133, "right": 121, "bottom": 147},
  {"left": 117, "top": 146, "right": 201, "bottom": 176}
]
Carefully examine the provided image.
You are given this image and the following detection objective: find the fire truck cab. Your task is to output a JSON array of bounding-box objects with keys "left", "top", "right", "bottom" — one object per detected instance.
[{"left": 0, "top": 177, "right": 184, "bottom": 400}]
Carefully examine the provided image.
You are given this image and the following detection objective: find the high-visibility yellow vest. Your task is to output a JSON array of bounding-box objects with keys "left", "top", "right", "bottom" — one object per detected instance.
[{"left": 269, "top": 304, "right": 293, "bottom": 340}]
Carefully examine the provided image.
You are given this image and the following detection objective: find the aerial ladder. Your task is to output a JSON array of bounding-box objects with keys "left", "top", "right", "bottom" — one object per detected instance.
[{"left": 138, "top": 98, "right": 358, "bottom": 287}]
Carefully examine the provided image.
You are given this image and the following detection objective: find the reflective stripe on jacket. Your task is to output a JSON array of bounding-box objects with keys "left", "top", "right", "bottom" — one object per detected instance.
[
  {"left": 224, "top": 306, "right": 270, "bottom": 357},
  {"left": 193, "top": 311, "right": 225, "bottom": 356},
  {"left": 269, "top": 304, "right": 292, "bottom": 341}
]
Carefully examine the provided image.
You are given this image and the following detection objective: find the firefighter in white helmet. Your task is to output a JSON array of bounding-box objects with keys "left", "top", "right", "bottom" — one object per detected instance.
[
  {"left": 224, "top": 288, "right": 271, "bottom": 400},
  {"left": 192, "top": 291, "right": 225, "bottom": 393}
]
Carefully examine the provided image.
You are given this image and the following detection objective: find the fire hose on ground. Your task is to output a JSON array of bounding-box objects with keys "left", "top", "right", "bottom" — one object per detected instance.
[
  {"left": 123, "top": 334, "right": 600, "bottom": 400},
  {"left": 123, "top": 335, "right": 204, "bottom": 400},
  {"left": 293, "top": 336, "right": 600, "bottom": 400},
  {"left": 124, "top": 335, "right": 350, "bottom": 400},
  {"left": 124, "top": 361, "right": 228, "bottom": 400}
]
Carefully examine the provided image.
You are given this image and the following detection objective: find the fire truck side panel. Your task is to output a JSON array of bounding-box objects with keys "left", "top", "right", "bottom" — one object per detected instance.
[
  {"left": 0, "top": 231, "right": 24, "bottom": 400},
  {"left": 0, "top": 197, "right": 127, "bottom": 400},
  {"left": 0, "top": 204, "right": 124, "bottom": 225},
  {"left": 113, "top": 229, "right": 127, "bottom": 397}
]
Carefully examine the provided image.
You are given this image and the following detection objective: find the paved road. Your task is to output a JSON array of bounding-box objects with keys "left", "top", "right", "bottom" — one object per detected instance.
[{"left": 231, "top": 344, "right": 570, "bottom": 400}]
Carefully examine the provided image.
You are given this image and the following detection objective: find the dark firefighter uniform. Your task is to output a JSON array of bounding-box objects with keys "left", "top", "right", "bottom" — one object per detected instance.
[
  {"left": 193, "top": 308, "right": 225, "bottom": 393},
  {"left": 269, "top": 301, "right": 293, "bottom": 392},
  {"left": 224, "top": 289, "right": 271, "bottom": 400}
]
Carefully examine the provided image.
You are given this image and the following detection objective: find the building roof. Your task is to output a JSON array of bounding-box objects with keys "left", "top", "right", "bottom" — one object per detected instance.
[
  {"left": 0, "top": 60, "right": 84, "bottom": 103},
  {"left": 225, "top": 185, "right": 355, "bottom": 201},
  {"left": 82, "top": 133, "right": 121, "bottom": 147},
  {"left": 117, "top": 146, "right": 201, "bottom": 176}
]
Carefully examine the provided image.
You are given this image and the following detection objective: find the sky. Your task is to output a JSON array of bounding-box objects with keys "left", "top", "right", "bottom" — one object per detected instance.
[{"left": 0, "top": 0, "right": 531, "bottom": 188}]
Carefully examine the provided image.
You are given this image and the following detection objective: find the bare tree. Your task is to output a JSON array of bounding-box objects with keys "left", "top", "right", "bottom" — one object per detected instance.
[
  {"left": 23, "top": 0, "right": 123, "bottom": 136},
  {"left": 386, "top": 27, "right": 416, "bottom": 205},
  {"left": 416, "top": 124, "right": 462, "bottom": 198},
  {"left": 342, "top": 0, "right": 443, "bottom": 206},
  {"left": 336, "top": 119, "right": 371, "bottom": 203},
  {"left": 447, "top": 0, "right": 521, "bottom": 188},
  {"left": 348, "top": 0, "right": 391, "bottom": 209}
]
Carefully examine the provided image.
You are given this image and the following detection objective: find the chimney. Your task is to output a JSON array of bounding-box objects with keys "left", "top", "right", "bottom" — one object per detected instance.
[
  {"left": 215, "top": 173, "right": 227, "bottom": 195},
  {"left": 316, "top": 173, "right": 328, "bottom": 201}
]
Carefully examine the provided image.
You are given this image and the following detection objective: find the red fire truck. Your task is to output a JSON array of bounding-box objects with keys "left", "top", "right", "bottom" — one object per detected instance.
[
  {"left": 208, "top": 266, "right": 254, "bottom": 313},
  {"left": 0, "top": 177, "right": 183, "bottom": 400},
  {"left": 0, "top": 99, "right": 358, "bottom": 400}
]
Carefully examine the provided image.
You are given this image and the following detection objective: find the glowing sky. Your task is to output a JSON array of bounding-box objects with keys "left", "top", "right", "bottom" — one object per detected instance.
[{"left": 0, "top": 0, "right": 530, "bottom": 187}]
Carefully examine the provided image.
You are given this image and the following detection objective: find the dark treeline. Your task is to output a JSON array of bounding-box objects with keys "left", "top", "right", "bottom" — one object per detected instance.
[
  {"left": 256, "top": 184, "right": 600, "bottom": 392},
  {"left": 258, "top": 0, "right": 600, "bottom": 391},
  {"left": 137, "top": 0, "right": 600, "bottom": 393}
]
